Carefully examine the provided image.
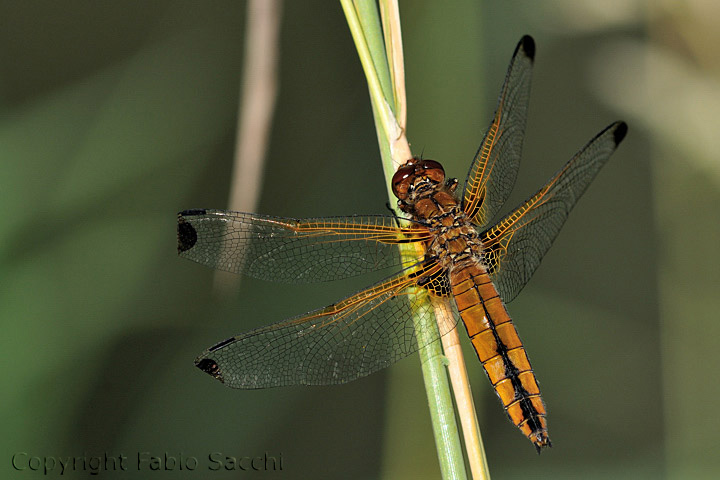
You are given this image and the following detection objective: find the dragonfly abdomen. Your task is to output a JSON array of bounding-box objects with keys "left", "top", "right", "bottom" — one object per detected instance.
[{"left": 450, "top": 263, "right": 551, "bottom": 451}]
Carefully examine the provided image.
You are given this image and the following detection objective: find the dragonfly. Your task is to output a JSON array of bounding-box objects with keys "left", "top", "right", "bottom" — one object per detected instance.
[{"left": 177, "top": 35, "right": 627, "bottom": 452}]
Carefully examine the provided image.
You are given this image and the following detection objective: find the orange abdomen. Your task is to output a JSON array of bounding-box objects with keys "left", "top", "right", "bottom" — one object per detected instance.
[{"left": 450, "top": 262, "right": 551, "bottom": 450}]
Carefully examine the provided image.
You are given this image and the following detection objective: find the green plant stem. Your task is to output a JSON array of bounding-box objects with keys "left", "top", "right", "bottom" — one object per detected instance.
[
  {"left": 340, "top": 0, "right": 398, "bottom": 190},
  {"left": 341, "top": 1, "right": 468, "bottom": 478},
  {"left": 354, "top": 1, "right": 393, "bottom": 103}
]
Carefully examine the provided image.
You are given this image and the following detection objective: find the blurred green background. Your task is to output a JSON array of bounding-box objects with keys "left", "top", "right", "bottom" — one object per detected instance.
[{"left": 2, "top": 1, "right": 718, "bottom": 479}]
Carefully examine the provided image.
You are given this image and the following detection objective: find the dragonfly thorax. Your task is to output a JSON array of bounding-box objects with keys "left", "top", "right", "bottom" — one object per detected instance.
[
  {"left": 391, "top": 158, "right": 482, "bottom": 268},
  {"left": 427, "top": 207, "right": 484, "bottom": 270}
]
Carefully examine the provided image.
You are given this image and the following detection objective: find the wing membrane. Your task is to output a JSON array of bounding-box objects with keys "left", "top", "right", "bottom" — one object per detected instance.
[
  {"left": 194, "top": 263, "right": 456, "bottom": 388},
  {"left": 177, "top": 209, "right": 431, "bottom": 283},
  {"left": 462, "top": 35, "right": 535, "bottom": 226},
  {"left": 481, "top": 121, "right": 628, "bottom": 302}
]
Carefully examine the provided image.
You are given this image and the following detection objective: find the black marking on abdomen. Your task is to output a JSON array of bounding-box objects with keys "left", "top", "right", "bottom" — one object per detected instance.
[{"left": 478, "top": 297, "right": 544, "bottom": 438}]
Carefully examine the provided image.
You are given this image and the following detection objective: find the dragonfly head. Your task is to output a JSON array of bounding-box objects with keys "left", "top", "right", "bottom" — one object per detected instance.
[{"left": 392, "top": 158, "right": 445, "bottom": 209}]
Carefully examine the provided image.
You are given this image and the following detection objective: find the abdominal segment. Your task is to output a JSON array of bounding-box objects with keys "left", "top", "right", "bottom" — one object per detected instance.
[{"left": 450, "top": 263, "right": 551, "bottom": 451}]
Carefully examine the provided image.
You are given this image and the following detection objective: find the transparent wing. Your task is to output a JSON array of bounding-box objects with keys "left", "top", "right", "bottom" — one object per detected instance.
[
  {"left": 462, "top": 35, "right": 535, "bottom": 227},
  {"left": 194, "top": 263, "right": 456, "bottom": 388},
  {"left": 177, "top": 209, "right": 431, "bottom": 283},
  {"left": 481, "top": 121, "right": 628, "bottom": 302}
]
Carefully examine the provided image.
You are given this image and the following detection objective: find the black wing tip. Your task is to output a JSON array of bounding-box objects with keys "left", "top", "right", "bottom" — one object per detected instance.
[
  {"left": 195, "top": 357, "right": 224, "bottom": 382},
  {"left": 613, "top": 121, "right": 628, "bottom": 146},
  {"left": 519, "top": 35, "right": 536, "bottom": 62},
  {"left": 177, "top": 216, "right": 198, "bottom": 253}
]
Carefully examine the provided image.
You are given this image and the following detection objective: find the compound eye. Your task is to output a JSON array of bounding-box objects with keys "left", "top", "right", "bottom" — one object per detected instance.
[
  {"left": 420, "top": 159, "right": 445, "bottom": 184},
  {"left": 391, "top": 164, "right": 415, "bottom": 200}
]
